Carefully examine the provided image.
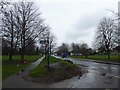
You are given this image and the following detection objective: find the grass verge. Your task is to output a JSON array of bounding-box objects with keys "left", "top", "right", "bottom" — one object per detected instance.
[
  {"left": 68, "top": 55, "right": 120, "bottom": 62},
  {"left": 2, "top": 55, "right": 43, "bottom": 80},
  {"left": 29, "top": 56, "right": 81, "bottom": 83}
]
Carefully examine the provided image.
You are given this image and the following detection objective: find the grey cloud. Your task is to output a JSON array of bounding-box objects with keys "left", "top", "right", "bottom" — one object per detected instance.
[
  {"left": 65, "top": 28, "right": 90, "bottom": 42},
  {"left": 64, "top": 10, "right": 106, "bottom": 43},
  {"left": 74, "top": 10, "right": 106, "bottom": 30}
]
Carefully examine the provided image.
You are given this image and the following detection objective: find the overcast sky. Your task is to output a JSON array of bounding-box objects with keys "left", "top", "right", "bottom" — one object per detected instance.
[{"left": 34, "top": 0, "right": 119, "bottom": 48}]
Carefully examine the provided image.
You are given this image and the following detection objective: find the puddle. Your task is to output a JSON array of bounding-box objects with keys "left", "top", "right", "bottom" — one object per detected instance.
[
  {"left": 104, "top": 81, "right": 112, "bottom": 84},
  {"left": 106, "top": 73, "right": 113, "bottom": 78},
  {"left": 76, "top": 64, "right": 89, "bottom": 67}
]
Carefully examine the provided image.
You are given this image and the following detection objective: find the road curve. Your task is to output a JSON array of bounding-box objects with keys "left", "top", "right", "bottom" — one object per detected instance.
[{"left": 54, "top": 56, "right": 119, "bottom": 88}]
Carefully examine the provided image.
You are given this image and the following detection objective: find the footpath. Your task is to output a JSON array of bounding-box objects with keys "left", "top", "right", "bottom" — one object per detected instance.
[{"left": 2, "top": 56, "right": 44, "bottom": 88}]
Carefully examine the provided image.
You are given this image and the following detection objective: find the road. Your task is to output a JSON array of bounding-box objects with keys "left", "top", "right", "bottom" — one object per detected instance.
[
  {"left": 2, "top": 56, "right": 120, "bottom": 88},
  {"left": 54, "top": 56, "right": 120, "bottom": 88}
]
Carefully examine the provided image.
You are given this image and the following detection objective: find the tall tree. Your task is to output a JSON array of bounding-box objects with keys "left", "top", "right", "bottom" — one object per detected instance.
[
  {"left": 71, "top": 43, "right": 80, "bottom": 55},
  {"left": 12, "top": 2, "right": 47, "bottom": 61},
  {"left": 1, "top": 2, "right": 48, "bottom": 61},
  {"left": 94, "top": 17, "right": 117, "bottom": 59},
  {"left": 106, "top": 4, "right": 120, "bottom": 48},
  {"left": 80, "top": 43, "right": 89, "bottom": 58},
  {"left": 1, "top": 6, "right": 18, "bottom": 61},
  {"left": 57, "top": 43, "right": 69, "bottom": 55}
]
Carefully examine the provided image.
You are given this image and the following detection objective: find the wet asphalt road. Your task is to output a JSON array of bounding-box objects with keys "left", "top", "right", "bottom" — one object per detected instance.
[{"left": 54, "top": 56, "right": 120, "bottom": 88}]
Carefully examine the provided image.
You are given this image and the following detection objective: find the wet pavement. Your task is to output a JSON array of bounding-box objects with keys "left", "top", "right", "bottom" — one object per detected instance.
[
  {"left": 54, "top": 56, "right": 120, "bottom": 88},
  {"left": 2, "top": 56, "right": 120, "bottom": 88}
]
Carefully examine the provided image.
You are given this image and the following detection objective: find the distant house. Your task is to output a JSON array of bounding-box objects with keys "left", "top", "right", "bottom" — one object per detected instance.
[{"left": 70, "top": 53, "right": 82, "bottom": 56}]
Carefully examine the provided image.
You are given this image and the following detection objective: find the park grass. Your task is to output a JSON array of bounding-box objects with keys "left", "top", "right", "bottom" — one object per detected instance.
[
  {"left": 2, "top": 55, "right": 43, "bottom": 80},
  {"left": 69, "top": 55, "right": 120, "bottom": 61},
  {"left": 29, "top": 56, "right": 80, "bottom": 83},
  {"left": 2, "top": 55, "right": 43, "bottom": 61}
]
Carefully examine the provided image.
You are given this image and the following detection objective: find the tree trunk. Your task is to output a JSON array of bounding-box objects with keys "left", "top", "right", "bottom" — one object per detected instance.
[
  {"left": 107, "top": 52, "right": 110, "bottom": 59},
  {"left": 21, "top": 47, "right": 25, "bottom": 61},
  {"left": 21, "top": 27, "right": 26, "bottom": 61},
  {"left": 21, "top": 36, "right": 25, "bottom": 61},
  {"left": 9, "top": 42, "right": 13, "bottom": 61},
  {"left": 9, "top": 15, "right": 14, "bottom": 61},
  {"left": 107, "top": 48, "right": 110, "bottom": 59},
  {"left": 21, "top": 54, "right": 24, "bottom": 61},
  {"left": 50, "top": 44, "right": 51, "bottom": 56},
  {"left": 9, "top": 53, "right": 12, "bottom": 61}
]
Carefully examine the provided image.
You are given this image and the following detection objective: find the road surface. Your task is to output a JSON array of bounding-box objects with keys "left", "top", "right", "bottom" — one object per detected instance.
[{"left": 54, "top": 56, "right": 120, "bottom": 88}]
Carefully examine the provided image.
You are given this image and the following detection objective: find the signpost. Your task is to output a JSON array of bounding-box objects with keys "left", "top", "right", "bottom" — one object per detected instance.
[
  {"left": 40, "top": 40, "right": 49, "bottom": 44},
  {"left": 40, "top": 38, "right": 50, "bottom": 71},
  {"left": 47, "top": 36, "right": 50, "bottom": 71}
]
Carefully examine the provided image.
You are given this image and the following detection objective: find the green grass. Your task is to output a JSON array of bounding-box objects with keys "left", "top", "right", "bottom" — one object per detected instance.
[
  {"left": 69, "top": 55, "right": 120, "bottom": 61},
  {"left": 29, "top": 56, "right": 79, "bottom": 82},
  {"left": 30, "top": 56, "right": 76, "bottom": 77},
  {"left": 2, "top": 55, "right": 43, "bottom": 80},
  {"left": 2, "top": 55, "right": 43, "bottom": 61}
]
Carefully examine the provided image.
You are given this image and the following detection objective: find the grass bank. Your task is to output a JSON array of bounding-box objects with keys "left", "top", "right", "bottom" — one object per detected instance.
[
  {"left": 29, "top": 56, "right": 81, "bottom": 83},
  {"left": 2, "top": 55, "right": 43, "bottom": 80},
  {"left": 68, "top": 55, "right": 120, "bottom": 62}
]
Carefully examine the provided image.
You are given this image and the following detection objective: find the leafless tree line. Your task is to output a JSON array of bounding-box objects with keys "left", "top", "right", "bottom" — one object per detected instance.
[
  {"left": 56, "top": 42, "right": 96, "bottom": 57},
  {"left": 1, "top": 1, "right": 55, "bottom": 61}
]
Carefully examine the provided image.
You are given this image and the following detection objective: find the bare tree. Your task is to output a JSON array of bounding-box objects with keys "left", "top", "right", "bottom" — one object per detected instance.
[
  {"left": 106, "top": 3, "right": 120, "bottom": 47},
  {"left": 1, "top": 2, "right": 48, "bottom": 61},
  {"left": 71, "top": 43, "right": 80, "bottom": 55},
  {"left": 57, "top": 43, "right": 69, "bottom": 55},
  {"left": 0, "top": 1, "right": 10, "bottom": 9},
  {"left": 12, "top": 2, "right": 47, "bottom": 61},
  {"left": 1, "top": 5, "right": 19, "bottom": 61},
  {"left": 95, "top": 17, "right": 117, "bottom": 59},
  {"left": 79, "top": 43, "right": 89, "bottom": 58},
  {"left": 0, "top": 1, "right": 11, "bottom": 57}
]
